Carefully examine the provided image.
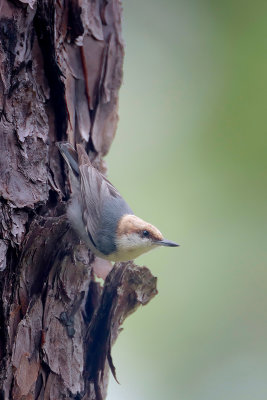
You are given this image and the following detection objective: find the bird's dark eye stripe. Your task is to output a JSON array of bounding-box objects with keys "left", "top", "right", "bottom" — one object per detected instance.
[{"left": 142, "top": 230, "right": 150, "bottom": 238}]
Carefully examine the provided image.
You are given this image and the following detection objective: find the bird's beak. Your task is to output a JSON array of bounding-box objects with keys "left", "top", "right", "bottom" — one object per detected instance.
[{"left": 157, "top": 239, "right": 179, "bottom": 247}]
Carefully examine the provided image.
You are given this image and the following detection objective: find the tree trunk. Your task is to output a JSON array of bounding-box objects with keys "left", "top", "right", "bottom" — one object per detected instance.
[{"left": 0, "top": 1, "right": 157, "bottom": 399}]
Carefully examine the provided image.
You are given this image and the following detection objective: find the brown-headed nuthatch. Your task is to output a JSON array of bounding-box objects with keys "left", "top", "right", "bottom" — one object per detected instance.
[{"left": 58, "top": 142, "right": 179, "bottom": 262}]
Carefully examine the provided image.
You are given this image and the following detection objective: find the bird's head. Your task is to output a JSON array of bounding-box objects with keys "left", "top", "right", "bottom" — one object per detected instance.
[{"left": 114, "top": 214, "right": 179, "bottom": 261}]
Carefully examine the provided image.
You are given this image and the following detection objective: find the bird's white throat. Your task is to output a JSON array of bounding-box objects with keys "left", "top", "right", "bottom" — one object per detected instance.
[{"left": 112, "top": 233, "right": 154, "bottom": 261}]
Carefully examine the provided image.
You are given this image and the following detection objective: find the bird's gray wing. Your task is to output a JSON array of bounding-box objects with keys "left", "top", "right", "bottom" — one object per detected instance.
[
  {"left": 57, "top": 142, "right": 79, "bottom": 176},
  {"left": 79, "top": 163, "right": 131, "bottom": 249}
]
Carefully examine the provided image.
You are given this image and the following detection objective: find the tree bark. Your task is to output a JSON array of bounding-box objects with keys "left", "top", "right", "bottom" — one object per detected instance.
[{"left": 0, "top": 1, "right": 157, "bottom": 399}]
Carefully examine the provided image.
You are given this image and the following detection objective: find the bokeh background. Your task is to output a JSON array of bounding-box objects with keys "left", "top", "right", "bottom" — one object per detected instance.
[{"left": 106, "top": 0, "right": 267, "bottom": 399}]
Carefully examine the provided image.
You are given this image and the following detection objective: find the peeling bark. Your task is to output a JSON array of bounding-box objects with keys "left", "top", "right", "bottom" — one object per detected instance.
[{"left": 0, "top": 1, "right": 157, "bottom": 399}]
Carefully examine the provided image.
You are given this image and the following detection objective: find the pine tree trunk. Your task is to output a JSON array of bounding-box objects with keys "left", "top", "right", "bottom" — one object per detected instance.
[{"left": 0, "top": 1, "right": 157, "bottom": 399}]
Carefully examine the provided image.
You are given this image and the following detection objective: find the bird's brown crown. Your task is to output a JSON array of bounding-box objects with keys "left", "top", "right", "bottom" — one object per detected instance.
[{"left": 117, "top": 214, "right": 163, "bottom": 241}]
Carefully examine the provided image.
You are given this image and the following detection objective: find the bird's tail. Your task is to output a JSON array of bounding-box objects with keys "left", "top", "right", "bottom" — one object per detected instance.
[{"left": 57, "top": 142, "right": 80, "bottom": 176}]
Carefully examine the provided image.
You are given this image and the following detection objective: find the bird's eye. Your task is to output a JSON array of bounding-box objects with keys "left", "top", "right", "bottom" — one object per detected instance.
[{"left": 142, "top": 230, "right": 150, "bottom": 238}]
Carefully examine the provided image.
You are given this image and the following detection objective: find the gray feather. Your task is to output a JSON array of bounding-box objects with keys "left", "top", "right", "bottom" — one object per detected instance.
[
  {"left": 57, "top": 142, "right": 79, "bottom": 176},
  {"left": 58, "top": 142, "right": 133, "bottom": 256},
  {"left": 79, "top": 164, "right": 133, "bottom": 255}
]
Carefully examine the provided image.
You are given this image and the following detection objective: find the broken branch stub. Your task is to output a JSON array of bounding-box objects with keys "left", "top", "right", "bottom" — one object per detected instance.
[{"left": 84, "top": 261, "right": 158, "bottom": 400}]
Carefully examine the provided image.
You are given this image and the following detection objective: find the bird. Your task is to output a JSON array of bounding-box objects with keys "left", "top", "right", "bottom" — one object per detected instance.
[{"left": 57, "top": 142, "right": 179, "bottom": 262}]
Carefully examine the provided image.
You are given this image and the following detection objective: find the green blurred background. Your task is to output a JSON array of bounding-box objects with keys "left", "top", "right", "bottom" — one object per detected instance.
[{"left": 106, "top": 0, "right": 267, "bottom": 399}]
